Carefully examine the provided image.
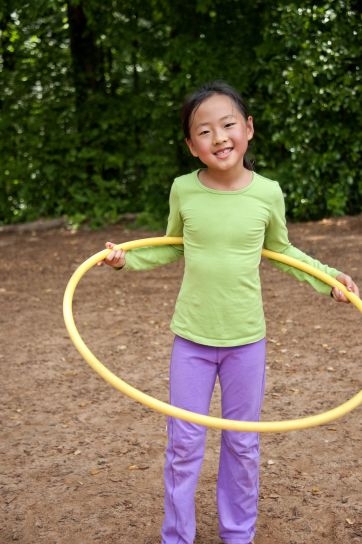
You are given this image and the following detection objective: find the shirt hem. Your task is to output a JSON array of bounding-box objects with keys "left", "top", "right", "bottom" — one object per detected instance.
[{"left": 170, "top": 325, "right": 266, "bottom": 348}]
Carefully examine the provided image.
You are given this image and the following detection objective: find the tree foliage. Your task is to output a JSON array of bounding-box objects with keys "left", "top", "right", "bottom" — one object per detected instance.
[
  {"left": 254, "top": 0, "right": 362, "bottom": 220},
  {"left": 0, "top": 0, "right": 360, "bottom": 227}
]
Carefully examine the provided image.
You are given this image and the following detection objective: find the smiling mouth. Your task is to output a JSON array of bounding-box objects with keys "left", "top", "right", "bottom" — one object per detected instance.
[{"left": 214, "top": 147, "right": 233, "bottom": 158}]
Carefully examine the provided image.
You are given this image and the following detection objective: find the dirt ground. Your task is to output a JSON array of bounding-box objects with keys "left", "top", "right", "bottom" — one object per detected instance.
[{"left": 1, "top": 215, "right": 361, "bottom": 544}]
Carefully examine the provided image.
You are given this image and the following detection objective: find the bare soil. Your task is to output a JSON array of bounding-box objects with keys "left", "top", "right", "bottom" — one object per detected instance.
[{"left": 1, "top": 215, "right": 361, "bottom": 544}]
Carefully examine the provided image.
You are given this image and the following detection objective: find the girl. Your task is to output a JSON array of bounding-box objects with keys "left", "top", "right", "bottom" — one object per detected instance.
[{"left": 102, "top": 81, "right": 359, "bottom": 544}]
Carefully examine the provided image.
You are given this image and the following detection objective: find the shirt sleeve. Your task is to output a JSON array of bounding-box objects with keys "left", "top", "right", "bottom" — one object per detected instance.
[
  {"left": 263, "top": 183, "right": 341, "bottom": 295},
  {"left": 124, "top": 182, "right": 184, "bottom": 271}
]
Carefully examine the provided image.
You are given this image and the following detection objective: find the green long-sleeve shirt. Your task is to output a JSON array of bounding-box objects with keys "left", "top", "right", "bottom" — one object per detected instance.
[{"left": 125, "top": 170, "right": 340, "bottom": 346}]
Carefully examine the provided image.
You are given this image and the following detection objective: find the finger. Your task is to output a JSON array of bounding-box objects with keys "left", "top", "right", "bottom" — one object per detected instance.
[
  {"left": 345, "top": 281, "right": 359, "bottom": 298},
  {"left": 336, "top": 288, "right": 351, "bottom": 303},
  {"left": 103, "top": 242, "right": 116, "bottom": 262},
  {"left": 115, "top": 249, "right": 125, "bottom": 265},
  {"left": 342, "top": 275, "right": 357, "bottom": 293},
  {"left": 332, "top": 287, "right": 345, "bottom": 302},
  {"left": 339, "top": 276, "right": 360, "bottom": 301},
  {"left": 107, "top": 246, "right": 121, "bottom": 260},
  {"left": 339, "top": 292, "right": 349, "bottom": 303}
]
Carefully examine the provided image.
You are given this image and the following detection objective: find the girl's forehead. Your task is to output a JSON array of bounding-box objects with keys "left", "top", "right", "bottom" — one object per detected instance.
[
  {"left": 198, "top": 94, "right": 235, "bottom": 112},
  {"left": 191, "top": 94, "right": 238, "bottom": 124}
]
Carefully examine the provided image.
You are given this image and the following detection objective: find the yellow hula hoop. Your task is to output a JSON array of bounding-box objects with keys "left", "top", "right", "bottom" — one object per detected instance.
[{"left": 63, "top": 236, "right": 362, "bottom": 432}]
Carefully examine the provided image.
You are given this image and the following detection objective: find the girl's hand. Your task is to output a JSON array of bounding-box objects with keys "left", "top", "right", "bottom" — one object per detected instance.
[
  {"left": 331, "top": 273, "right": 360, "bottom": 303},
  {"left": 98, "top": 241, "right": 126, "bottom": 269}
]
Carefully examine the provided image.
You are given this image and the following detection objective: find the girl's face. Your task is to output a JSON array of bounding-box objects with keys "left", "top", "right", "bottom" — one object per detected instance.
[{"left": 185, "top": 93, "right": 254, "bottom": 173}]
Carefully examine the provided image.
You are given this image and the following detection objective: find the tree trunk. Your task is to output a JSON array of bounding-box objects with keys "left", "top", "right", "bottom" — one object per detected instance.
[{"left": 66, "top": 1, "right": 104, "bottom": 111}]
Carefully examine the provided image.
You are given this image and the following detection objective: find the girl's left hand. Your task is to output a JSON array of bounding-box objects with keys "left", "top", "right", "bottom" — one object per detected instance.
[{"left": 331, "top": 273, "right": 360, "bottom": 303}]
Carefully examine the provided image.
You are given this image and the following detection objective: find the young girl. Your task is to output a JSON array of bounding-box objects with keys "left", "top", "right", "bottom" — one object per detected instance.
[{"left": 102, "top": 81, "right": 359, "bottom": 544}]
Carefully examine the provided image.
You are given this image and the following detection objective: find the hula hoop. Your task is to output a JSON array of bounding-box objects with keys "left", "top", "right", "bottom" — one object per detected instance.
[{"left": 63, "top": 236, "right": 362, "bottom": 432}]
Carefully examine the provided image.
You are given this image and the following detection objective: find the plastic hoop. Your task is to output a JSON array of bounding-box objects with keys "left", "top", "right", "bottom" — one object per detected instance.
[{"left": 63, "top": 236, "right": 362, "bottom": 432}]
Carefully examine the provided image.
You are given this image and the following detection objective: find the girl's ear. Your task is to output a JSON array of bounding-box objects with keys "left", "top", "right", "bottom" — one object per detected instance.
[
  {"left": 185, "top": 138, "right": 198, "bottom": 157},
  {"left": 246, "top": 116, "right": 254, "bottom": 141}
]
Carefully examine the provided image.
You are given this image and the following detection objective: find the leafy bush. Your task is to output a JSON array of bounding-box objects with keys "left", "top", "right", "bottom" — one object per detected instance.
[
  {"left": 253, "top": 0, "right": 361, "bottom": 220},
  {"left": 0, "top": 1, "right": 360, "bottom": 227}
]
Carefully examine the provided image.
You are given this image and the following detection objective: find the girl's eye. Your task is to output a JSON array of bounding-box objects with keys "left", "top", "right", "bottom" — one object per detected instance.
[
  {"left": 225, "top": 122, "right": 236, "bottom": 128},
  {"left": 199, "top": 130, "right": 210, "bottom": 136}
]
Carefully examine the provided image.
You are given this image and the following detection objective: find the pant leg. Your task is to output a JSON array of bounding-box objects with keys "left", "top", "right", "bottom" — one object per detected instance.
[
  {"left": 161, "top": 337, "right": 218, "bottom": 544},
  {"left": 217, "top": 339, "right": 266, "bottom": 544}
]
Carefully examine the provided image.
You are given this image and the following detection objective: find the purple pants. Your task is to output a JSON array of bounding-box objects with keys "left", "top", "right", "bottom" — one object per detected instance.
[{"left": 161, "top": 336, "right": 266, "bottom": 544}]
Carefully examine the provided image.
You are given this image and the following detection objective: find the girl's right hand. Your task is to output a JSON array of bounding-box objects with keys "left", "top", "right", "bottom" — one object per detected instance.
[{"left": 98, "top": 241, "right": 126, "bottom": 269}]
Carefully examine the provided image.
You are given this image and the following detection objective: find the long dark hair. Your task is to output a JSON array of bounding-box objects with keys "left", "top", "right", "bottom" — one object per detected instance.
[{"left": 181, "top": 80, "right": 254, "bottom": 170}]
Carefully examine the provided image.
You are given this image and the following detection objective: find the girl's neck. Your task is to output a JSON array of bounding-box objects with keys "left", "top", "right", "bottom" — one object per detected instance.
[{"left": 198, "top": 166, "right": 253, "bottom": 191}]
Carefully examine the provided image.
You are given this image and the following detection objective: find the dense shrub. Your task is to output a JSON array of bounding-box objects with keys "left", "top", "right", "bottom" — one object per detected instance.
[{"left": 0, "top": 1, "right": 360, "bottom": 227}]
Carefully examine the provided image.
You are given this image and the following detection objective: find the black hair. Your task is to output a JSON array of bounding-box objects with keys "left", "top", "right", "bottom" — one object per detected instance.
[{"left": 181, "top": 80, "right": 254, "bottom": 170}]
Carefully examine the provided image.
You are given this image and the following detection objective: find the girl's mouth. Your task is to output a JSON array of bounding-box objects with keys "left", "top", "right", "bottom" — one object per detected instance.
[{"left": 214, "top": 147, "right": 233, "bottom": 158}]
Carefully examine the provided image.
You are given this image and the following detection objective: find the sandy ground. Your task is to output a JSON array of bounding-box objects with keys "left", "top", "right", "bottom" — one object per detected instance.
[{"left": 1, "top": 215, "right": 361, "bottom": 543}]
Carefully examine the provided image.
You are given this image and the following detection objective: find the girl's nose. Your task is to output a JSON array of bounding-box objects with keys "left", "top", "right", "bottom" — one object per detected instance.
[{"left": 213, "top": 130, "right": 227, "bottom": 145}]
